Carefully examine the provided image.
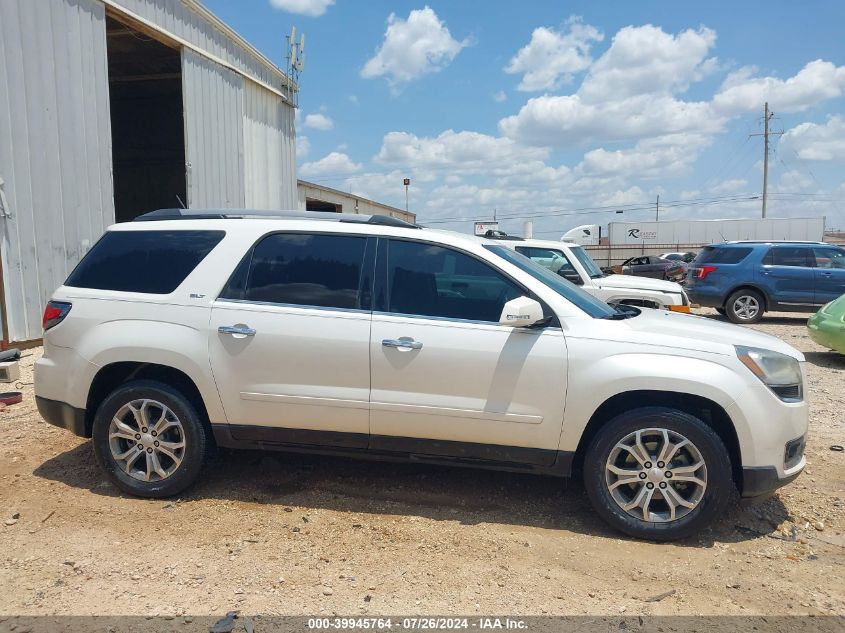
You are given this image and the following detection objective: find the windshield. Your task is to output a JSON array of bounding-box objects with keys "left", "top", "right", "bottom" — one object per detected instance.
[
  {"left": 486, "top": 245, "right": 617, "bottom": 319},
  {"left": 570, "top": 246, "right": 605, "bottom": 278}
]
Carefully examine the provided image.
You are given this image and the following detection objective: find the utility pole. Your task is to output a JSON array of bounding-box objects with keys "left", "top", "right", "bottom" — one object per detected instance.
[
  {"left": 655, "top": 195, "right": 660, "bottom": 222},
  {"left": 749, "top": 102, "right": 783, "bottom": 218}
]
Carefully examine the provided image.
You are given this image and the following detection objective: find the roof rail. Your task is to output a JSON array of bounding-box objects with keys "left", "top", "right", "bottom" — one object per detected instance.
[{"left": 133, "top": 208, "right": 421, "bottom": 228}]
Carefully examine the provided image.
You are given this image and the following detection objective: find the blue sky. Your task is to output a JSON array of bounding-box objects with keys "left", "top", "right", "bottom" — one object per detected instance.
[{"left": 204, "top": 0, "right": 845, "bottom": 235}]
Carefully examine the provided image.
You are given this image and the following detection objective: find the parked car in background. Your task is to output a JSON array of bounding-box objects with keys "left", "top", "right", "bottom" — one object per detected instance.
[
  {"left": 490, "top": 236, "right": 690, "bottom": 311},
  {"left": 807, "top": 293, "right": 845, "bottom": 354},
  {"left": 36, "top": 210, "right": 807, "bottom": 540},
  {"left": 685, "top": 241, "right": 845, "bottom": 324},
  {"left": 659, "top": 252, "right": 697, "bottom": 263},
  {"left": 611, "top": 255, "right": 686, "bottom": 282}
]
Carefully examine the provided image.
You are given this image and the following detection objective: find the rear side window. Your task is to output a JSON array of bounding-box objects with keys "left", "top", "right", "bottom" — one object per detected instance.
[
  {"left": 222, "top": 233, "right": 367, "bottom": 309},
  {"left": 764, "top": 246, "right": 812, "bottom": 267},
  {"left": 694, "top": 246, "right": 753, "bottom": 264},
  {"left": 65, "top": 230, "right": 224, "bottom": 294}
]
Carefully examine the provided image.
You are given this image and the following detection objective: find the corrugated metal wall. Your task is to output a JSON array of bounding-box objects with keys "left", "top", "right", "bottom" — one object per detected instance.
[
  {"left": 0, "top": 0, "right": 115, "bottom": 342},
  {"left": 182, "top": 49, "right": 245, "bottom": 208},
  {"left": 244, "top": 81, "right": 297, "bottom": 209},
  {"left": 108, "top": 0, "right": 286, "bottom": 95}
]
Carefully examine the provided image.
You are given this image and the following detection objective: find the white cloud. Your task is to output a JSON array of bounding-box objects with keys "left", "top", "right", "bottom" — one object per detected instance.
[
  {"left": 299, "top": 152, "right": 362, "bottom": 177},
  {"left": 577, "top": 133, "right": 712, "bottom": 179},
  {"left": 504, "top": 18, "right": 603, "bottom": 92},
  {"left": 269, "top": 0, "right": 334, "bottom": 17},
  {"left": 361, "top": 6, "right": 470, "bottom": 87},
  {"left": 303, "top": 112, "right": 334, "bottom": 131},
  {"left": 713, "top": 60, "right": 845, "bottom": 114},
  {"left": 708, "top": 178, "right": 748, "bottom": 194},
  {"left": 781, "top": 115, "right": 845, "bottom": 160},
  {"left": 579, "top": 24, "right": 717, "bottom": 102},
  {"left": 375, "top": 129, "right": 549, "bottom": 172},
  {"left": 499, "top": 93, "right": 720, "bottom": 146},
  {"left": 493, "top": 90, "right": 507, "bottom": 102},
  {"left": 296, "top": 135, "right": 311, "bottom": 158}
]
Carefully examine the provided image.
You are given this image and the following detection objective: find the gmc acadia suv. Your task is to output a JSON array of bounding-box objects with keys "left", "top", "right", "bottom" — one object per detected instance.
[{"left": 35, "top": 210, "right": 808, "bottom": 540}]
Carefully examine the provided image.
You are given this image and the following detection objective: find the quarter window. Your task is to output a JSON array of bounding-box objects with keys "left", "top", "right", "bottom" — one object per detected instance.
[
  {"left": 223, "top": 233, "right": 367, "bottom": 309},
  {"left": 386, "top": 240, "right": 523, "bottom": 322},
  {"left": 64, "top": 230, "right": 224, "bottom": 294}
]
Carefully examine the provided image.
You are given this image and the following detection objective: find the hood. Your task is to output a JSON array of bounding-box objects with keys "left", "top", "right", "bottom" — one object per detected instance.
[
  {"left": 597, "top": 274, "right": 684, "bottom": 294},
  {"left": 594, "top": 309, "right": 805, "bottom": 361}
]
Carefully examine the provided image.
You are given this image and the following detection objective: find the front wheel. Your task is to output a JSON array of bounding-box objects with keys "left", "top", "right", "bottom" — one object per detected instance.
[
  {"left": 583, "top": 407, "right": 733, "bottom": 541},
  {"left": 725, "top": 289, "right": 764, "bottom": 324},
  {"left": 92, "top": 380, "right": 210, "bottom": 498}
]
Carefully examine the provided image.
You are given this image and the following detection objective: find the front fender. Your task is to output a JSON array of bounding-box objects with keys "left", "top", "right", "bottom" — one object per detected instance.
[{"left": 559, "top": 347, "right": 753, "bottom": 458}]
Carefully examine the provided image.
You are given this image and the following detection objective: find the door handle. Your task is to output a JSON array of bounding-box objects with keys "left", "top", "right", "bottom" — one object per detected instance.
[
  {"left": 382, "top": 338, "right": 423, "bottom": 350},
  {"left": 218, "top": 325, "right": 256, "bottom": 337}
]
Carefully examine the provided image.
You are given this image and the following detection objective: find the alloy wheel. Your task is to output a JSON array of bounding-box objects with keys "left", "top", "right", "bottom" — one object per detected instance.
[
  {"left": 108, "top": 399, "right": 186, "bottom": 482},
  {"left": 732, "top": 295, "right": 760, "bottom": 321},
  {"left": 605, "top": 428, "right": 707, "bottom": 522}
]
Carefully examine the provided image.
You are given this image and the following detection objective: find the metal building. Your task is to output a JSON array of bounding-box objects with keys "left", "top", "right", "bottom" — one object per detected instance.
[
  {"left": 297, "top": 180, "right": 416, "bottom": 224},
  {"left": 0, "top": 0, "right": 298, "bottom": 344}
]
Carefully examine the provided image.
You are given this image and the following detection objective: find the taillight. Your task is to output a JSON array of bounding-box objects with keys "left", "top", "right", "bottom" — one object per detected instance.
[
  {"left": 695, "top": 265, "right": 718, "bottom": 280},
  {"left": 42, "top": 301, "right": 72, "bottom": 331}
]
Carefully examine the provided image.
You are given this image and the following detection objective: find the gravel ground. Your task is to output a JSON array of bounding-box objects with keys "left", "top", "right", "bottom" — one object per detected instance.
[{"left": 0, "top": 309, "right": 842, "bottom": 618}]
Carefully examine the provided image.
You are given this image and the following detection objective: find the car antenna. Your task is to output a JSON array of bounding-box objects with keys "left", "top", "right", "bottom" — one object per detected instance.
[{"left": 175, "top": 194, "right": 187, "bottom": 209}]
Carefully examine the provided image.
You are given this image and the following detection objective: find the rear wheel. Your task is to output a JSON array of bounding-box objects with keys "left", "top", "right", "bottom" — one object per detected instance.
[
  {"left": 92, "top": 380, "right": 209, "bottom": 498},
  {"left": 725, "top": 289, "right": 764, "bottom": 324},
  {"left": 583, "top": 407, "right": 733, "bottom": 541}
]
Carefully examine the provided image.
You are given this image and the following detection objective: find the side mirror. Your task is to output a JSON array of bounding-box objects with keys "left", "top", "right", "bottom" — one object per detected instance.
[
  {"left": 499, "top": 296, "right": 545, "bottom": 327},
  {"left": 560, "top": 270, "right": 584, "bottom": 285}
]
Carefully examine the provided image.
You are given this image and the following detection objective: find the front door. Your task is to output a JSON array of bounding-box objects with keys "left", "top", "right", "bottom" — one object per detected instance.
[
  {"left": 811, "top": 245, "right": 845, "bottom": 304},
  {"left": 209, "top": 232, "right": 374, "bottom": 447},
  {"left": 369, "top": 239, "right": 568, "bottom": 465}
]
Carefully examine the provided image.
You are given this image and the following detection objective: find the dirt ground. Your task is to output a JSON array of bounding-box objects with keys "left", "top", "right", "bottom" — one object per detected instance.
[{"left": 0, "top": 309, "right": 843, "bottom": 618}]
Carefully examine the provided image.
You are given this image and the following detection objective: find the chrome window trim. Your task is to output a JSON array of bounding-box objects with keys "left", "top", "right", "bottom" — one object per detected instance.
[{"left": 216, "top": 297, "right": 371, "bottom": 315}]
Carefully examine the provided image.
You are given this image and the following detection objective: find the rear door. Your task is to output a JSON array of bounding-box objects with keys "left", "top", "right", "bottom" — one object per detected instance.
[
  {"left": 759, "top": 246, "right": 816, "bottom": 308},
  {"left": 368, "top": 238, "right": 568, "bottom": 466},
  {"left": 208, "top": 232, "right": 374, "bottom": 447},
  {"left": 811, "top": 245, "right": 845, "bottom": 304}
]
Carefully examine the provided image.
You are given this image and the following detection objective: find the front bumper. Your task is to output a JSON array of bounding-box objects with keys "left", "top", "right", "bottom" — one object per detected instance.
[
  {"left": 807, "top": 313, "right": 845, "bottom": 354},
  {"left": 36, "top": 396, "right": 88, "bottom": 437},
  {"left": 742, "top": 461, "right": 804, "bottom": 500}
]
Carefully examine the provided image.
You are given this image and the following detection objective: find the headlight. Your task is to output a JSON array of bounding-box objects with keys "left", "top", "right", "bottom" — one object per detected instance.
[{"left": 735, "top": 346, "right": 803, "bottom": 402}]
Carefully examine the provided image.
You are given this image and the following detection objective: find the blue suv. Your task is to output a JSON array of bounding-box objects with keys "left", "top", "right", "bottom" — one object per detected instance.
[{"left": 685, "top": 241, "right": 845, "bottom": 324}]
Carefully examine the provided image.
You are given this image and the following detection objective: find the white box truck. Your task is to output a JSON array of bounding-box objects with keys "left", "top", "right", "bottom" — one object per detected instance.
[{"left": 606, "top": 217, "right": 825, "bottom": 245}]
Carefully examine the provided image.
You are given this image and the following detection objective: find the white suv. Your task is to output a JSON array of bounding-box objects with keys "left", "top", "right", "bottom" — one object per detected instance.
[
  {"left": 494, "top": 236, "right": 691, "bottom": 312},
  {"left": 35, "top": 210, "right": 808, "bottom": 540}
]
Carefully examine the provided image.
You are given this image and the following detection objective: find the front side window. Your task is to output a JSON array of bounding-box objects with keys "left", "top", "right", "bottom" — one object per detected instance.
[
  {"left": 515, "top": 246, "right": 576, "bottom": 275},
  {"left": 65, "top": 230, "right": 224, "bottom": 294},
  {"left": 765, "top": 246, "right": 811, "bottom": 268},
  {"left": 223, "top": 233, "right": 367, "bottom": 309},
  {"left": 385, "top": 240, "right": 523, "bottom": 322},
  {"left": 570, "top": 246, "right": 605, "bottom": 278},
  {"left": 812, "top": 246, "right": 845, "bottom": 269}
]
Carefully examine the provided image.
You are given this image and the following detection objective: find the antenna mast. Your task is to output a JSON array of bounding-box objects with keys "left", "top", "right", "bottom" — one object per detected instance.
[{"left": 285, "top": 26, "right": 306, "bottom": 108}]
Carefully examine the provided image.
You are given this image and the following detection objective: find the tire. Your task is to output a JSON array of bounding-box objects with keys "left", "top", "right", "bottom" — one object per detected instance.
[
  {"left": 92, "top": 379, "right": 210, "bottom": 498},
  {"left": 715, "top": 307, "right": 727, "bottom": 316},
  {"left": 583, "top": 407, "right": 733, "bottom": 541},
  {"left": 725, "top": 289, "right": 764, "bottom": 324}
]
